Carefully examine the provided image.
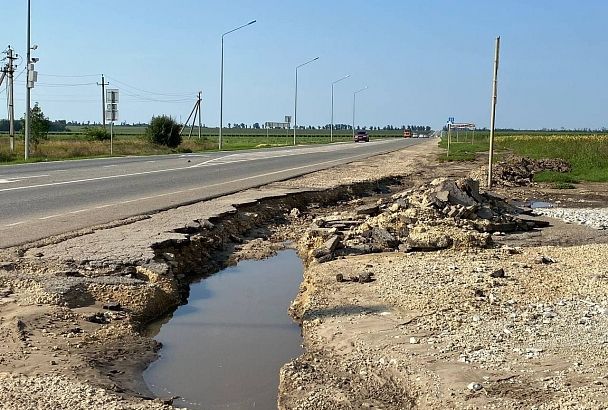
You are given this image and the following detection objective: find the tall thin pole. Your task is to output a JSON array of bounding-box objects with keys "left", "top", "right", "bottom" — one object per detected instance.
[
  {"left": 447, "top": 124, "right": 451, "bottom": 157},
  {"left": 98, "top": 74, "right": 109, "bottom": 129},
  {"left": 7, "top": 46, "right": 15, "bottom": 152},
  {"left": 293, "top": 56, "right": 318, "bottom": 146},
  {"left": 219, "top": 35, "right": 224, "bottom": 150},
  {"left": 219, "top": 20, "right": 256, "bottom": 151},
  {"left": 487, "top": 36, "right": 500, "bottom": 189},
  {"left": 24, "top": 0, "right": 31, "bottom": 160},
  {"left": 352, "top": 86, "right": 367, "bottom": 138},
  {"left": 331, "top": 83, "right": 334, "bottom": 142},
  {"left": 197, "top": 91, "right": 202, "bottom": 139},
  {"left": 330, "top": 75, "right": 350, "bottom": 143},
  {"left": 294, "top": 67, "right": 298, "bottom": 145}
]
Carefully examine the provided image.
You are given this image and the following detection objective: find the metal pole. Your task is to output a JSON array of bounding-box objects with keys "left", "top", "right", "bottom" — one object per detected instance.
[
  {"left": 219, "top": 20, "right": 256, "bottom": 151},
  {"left": 330, "top": 75, "right": 350, "bottom": 143},
  {"left": 331, "top": 83, "right": 334, "bottom": 143},
  {"left": 110, "top": 122, "right": 113, "bottom": 155},
  {"left": 488, "top": 36, "right": 500, "bottom": 189},
  {"left": 25, "top": 0, "right": 31, "bottom": 160},
  {"left": 219, "top": 35, "right": 224, "bottom": 150},
  {"left": 294, "top": 68, "right": 298, "bottom": 145},
  {"left": 294, "top": 57, "right": 318, "bottom": 146}
]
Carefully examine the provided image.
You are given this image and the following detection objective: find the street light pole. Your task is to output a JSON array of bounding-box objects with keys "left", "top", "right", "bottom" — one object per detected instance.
[
  {"left": 330, "top": 74, "right": 350, "bottom": 143},
  {"left": 293, "top": 57, "right": 319, "bottom": 146},
  {"left": 352, "top": 86, "right": 368, "bottom": 138},
  {"left": 219, "top": 19, "right": 256, "bottom": 151},
  {"left": 25, "top": 0, "right": 31, "bottom": 160}
]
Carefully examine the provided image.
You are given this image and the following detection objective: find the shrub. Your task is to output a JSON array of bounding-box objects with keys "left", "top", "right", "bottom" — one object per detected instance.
[
  {"left": 145, "top": 115, "right": 182, "bottom": 148},
  {"left": 20, "top": 103, "right": 50, "bottom": 149},
  {"left": 83, "top": 127, "right": 110, "bottom": 141}
]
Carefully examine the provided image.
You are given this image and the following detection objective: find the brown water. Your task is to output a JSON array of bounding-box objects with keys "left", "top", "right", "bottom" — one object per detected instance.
[{"left": 144, "top": 249, "right": 303, "bottom": 409}]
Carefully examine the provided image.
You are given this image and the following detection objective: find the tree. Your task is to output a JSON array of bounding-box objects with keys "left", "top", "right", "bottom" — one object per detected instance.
[
  {"left": 21, "top": 103, "right": 50, "bottom": 148},
  {"left": 145, "top": 115, "right": 182, "bottom": 148},
  {"left": 253, "top": 122, "right": 260, "bottom": 129}
]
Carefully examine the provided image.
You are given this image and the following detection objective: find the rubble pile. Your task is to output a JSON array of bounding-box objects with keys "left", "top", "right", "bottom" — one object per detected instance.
[
  {"left": 470, "top": 156, "right": 571, "bottom": 187},
  {"left": 299, "top": 177, "right": 547, "bottom": 263}
]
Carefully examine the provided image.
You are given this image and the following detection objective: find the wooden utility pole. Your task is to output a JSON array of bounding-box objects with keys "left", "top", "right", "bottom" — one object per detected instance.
[
  {"left": 97, "top": 74, "right": 109, "bottom": 129},
  {"left": 487, "top": 36, "right": 500, "bottom": 189},
  {"left": 6, "top": 46, "right": 16, "bottom": 152},
  {"left": 197, "top": 91, "right": 202, "bottom": 139},
  {"left": 181, "top": 92, "right": 202, "bottom": 139}
]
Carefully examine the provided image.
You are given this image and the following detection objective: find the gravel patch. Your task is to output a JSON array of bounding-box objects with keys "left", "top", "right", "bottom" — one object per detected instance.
[
  {"left": 534, "top": 207, "right": 608, "bottom": 230},
  {"left": 0, "top": 373, "right": 178, "bottom": 410}
]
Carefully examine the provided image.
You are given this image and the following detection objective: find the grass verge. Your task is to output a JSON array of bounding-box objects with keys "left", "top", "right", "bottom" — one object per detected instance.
[{"left": 438, "top": 133, "right": 608, "bottom": 183}]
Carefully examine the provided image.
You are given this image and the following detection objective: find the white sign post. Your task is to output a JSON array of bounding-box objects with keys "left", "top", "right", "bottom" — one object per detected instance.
[{"left": 105, "top": 89, "right": 119, "bottom": 155}]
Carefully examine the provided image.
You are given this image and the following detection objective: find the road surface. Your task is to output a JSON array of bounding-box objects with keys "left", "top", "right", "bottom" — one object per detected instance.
[{"left": 0, "top": 139, "right": 424, "bottom": 247}]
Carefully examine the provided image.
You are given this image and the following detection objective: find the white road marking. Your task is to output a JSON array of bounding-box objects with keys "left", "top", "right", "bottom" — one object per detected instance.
[
  {"left": 0, "top": 174, "right": 50, "bottom": 184},
  {"left": 4, "top": 221, "right": 25, "bottom": 227},
  {"left": 11, "top": 150, "right": 377, "bottom": 223},
  {"left": 0, "top": 143, "right": 381, "bottom": 192},
  {"left": 103, "top": 165, "right": 118, "bottom": 168},
  {"left": 39, "top": 214, "right": 64, "bottom": 220}
]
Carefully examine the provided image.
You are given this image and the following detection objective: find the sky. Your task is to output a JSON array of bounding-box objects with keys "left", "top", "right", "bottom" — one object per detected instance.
[{"left": 1, "top": 0, "right": 608, "bottom": 130}]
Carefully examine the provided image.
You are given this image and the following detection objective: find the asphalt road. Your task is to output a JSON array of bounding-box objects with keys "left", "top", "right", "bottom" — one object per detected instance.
[{"left": 0, "top": 138, "right": 424, "bottom": 247}]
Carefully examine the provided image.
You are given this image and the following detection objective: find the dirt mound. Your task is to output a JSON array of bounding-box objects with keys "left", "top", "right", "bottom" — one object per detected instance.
[
  {"left": 299, "top": 177, "right": 546, "bottom": 263},
  {"left": 470, "top": 156, "right": 571, "bottom": 187}
]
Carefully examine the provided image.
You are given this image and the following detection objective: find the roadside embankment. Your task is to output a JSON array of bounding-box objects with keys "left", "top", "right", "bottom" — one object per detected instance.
[{"left": 0, "top": 141, "right": 439, "bottom": 409}]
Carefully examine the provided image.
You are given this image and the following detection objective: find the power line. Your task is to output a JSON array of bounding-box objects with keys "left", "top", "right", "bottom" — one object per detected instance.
[
  {"left": 118, "top": 88, "right": 192, "bottom": 103},
  {"left": 39, "top": 73, "right": 100, "bottom": 78},
  {"left": 105, "top": 75, "right": 193, "bottom": 97},
  {"left": 36, "top": 82, "right": 98, "bottom": 87}
]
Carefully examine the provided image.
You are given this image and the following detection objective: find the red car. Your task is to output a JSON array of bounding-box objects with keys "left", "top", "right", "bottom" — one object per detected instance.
[{"left": 354, "top": 130, "right": 369, "bottom": 142}]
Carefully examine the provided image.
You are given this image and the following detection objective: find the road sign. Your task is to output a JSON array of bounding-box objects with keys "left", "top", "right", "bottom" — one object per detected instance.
[
  {"left": 265, "top": 121, "right": 289, "bottom": 129},
  {"left": 105, "top": 110, "right": 119, "bottom": 121},
  {"left": 105, "top": 89, "right": 119, "bottom": 121}
]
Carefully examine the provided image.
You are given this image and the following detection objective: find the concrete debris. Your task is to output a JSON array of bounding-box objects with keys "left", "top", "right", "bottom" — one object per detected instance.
[
  {"left": 535, "top": 255, "right": 556, "bottom": 264},
  {"left": 102, "top": 301, "right": 122, "bottom": 311},
  {"left": 355, "top": 204, "right": 380, "bottom": 216},
  {"left": 471, "top": 156, "right": 571, "bottom": 187},
  {"left": 303, "top": 177, "right": 546, "bottom": 262},
  {"left": 323, "top": 236, "right": 341, "bottom": 253}
]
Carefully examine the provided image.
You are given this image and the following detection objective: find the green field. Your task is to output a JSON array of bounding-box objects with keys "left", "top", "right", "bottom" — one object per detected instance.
[
  {"left": 439, "top": 131, "right": 608, "bottom": 183},
  {"left": 0, "top": 127, "right": 404, "bottom": 164}
]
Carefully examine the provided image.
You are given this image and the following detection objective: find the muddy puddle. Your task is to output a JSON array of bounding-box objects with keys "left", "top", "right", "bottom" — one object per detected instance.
[{"left": 144, "top": 249, "right": 304, "bottom": 409}]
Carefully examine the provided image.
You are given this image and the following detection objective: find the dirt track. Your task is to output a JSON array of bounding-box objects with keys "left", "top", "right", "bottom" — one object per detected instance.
[{"left": 0, "top": 139, "right": 607, "bottom": 409}]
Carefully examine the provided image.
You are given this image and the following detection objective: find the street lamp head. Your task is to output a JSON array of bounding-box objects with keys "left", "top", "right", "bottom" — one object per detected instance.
[
  {"left": 248, "top": 20, "right": 256, "bottom": 25},
  {"left": 30, "top": 44, "right": 38, "bottom": 50},
  {"left": 332, "top": 74, "right": 351, "bottom": 85}
]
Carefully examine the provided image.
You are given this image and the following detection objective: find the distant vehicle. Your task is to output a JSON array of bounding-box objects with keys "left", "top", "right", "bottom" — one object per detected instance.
[
  {"left": 403, "top": 130, "right": 412, "bottom": 138},
  {"left": 354, "top": 130, "right": 369, "bottom": 142}
]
